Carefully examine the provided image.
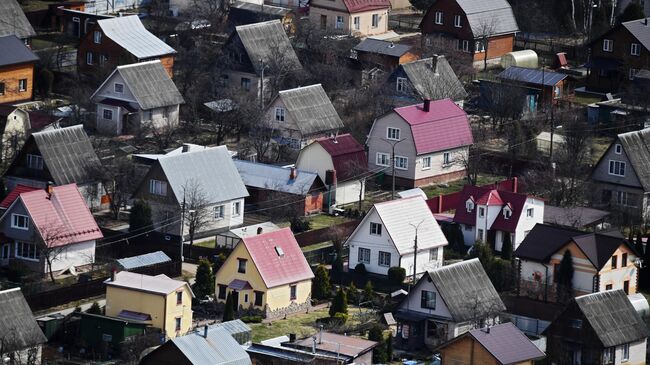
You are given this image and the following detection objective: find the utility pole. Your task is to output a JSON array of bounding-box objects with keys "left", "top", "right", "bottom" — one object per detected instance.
[
  {"left": 179, "top": 193, "right": 186, "bottom": 262},
  {"left": 382, "top": 137, "right": 406, "bottom": 200},
  {"left": 409, "top": 220, "right": 424, "bottom": 283}
]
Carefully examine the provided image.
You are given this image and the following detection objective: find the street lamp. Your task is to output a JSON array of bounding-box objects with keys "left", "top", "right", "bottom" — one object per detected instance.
[{"left": 381, "top": 137, "right": 406, "bottom": 200}]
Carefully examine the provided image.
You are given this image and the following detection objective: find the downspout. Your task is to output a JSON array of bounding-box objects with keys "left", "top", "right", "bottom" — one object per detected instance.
[
  {"left": 163, "top": 294, "right": 168, "bottom": 338},
  {"left": 544, "top": 265, "right": 549, "bottom": 302}
]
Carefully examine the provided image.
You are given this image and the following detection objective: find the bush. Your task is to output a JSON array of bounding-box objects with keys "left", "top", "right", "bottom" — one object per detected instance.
[
  {"left": 354, "top": 263, "right": 367, "bottom": 275},
  {"left": 387, "top": 267, "right": 406, "bottom": 285},
  {"left": 329, "top": 287, "right": 348, "bottom": 317},
  {"left": 333, "top": 312, "right": 349, "bottom": 324},
  {"left": 368, "top": 325, "right": 388, "bottom": 363},
  {"left": 129, "top": 200, "right": 153, "bottom": 232},
  {"left": 290, "top": 216, "right": 311, "bottom": 233},
  {"left": 87, "top": 302, "right": 102, "bottom": 315},
  {"left": 363, "top": 281, "right": 374, "bottom": 302},
  {"left": 223, "top": 292, "right": 235, "bottom": 321},
  {"left": 347, "top": 282, "right": 358, "bottom": 304},
  {"left": 240, "top": 315, "right": 263, "bottom": 323},
  {"left": 312, "top": 265, "right": 331, "bottom": 300},
  {"left": 331, "top": 256, "right": 344, "bottom": 283}
]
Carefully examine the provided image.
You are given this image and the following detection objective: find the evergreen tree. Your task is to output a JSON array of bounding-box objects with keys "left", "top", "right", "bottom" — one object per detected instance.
[
  {"left": 192, "top": 259, "right": 215, "bottom": 300},
  {"left": 469, "top": 241, "right": 494, "bottom": 268},
  {"left": 619, "top": 2, "right": 645, "bottom": 23},
  {"left": 223, "top": 292, "right": 235, "bottom": 321},
  {"left": 386, "top": 332, "right": 393, "bottom": 361},
  {"left": 501, "top": 233, "right": 512, "bottom": 260},
  {"left": 329, "top": 287, "right": 348, "bottom": 317},
  {"left": 331, "top": 256, "right": 344, "bottom": 283},
  {"left": 0, "top": 180, "right": 7, "bottom": 201},
  {"left": 556, "top": 250, "right": 574, "bottom": 303},
  {"left": 368, "top": 325, "right": 387, "bottom": 363},
  {"left": 347, "top": 282, "right": 358, "bottom": 304},
  {"left": 363, "top": 280, "right": 374, "bottom": 302},
  {"left": 129, "top": 200, "right": 153, "bottom": 232},
  {"left": 312, "top": 265, "right": 331, "bottom": 300},
  {"left": 87, "top": 301, "right": 102, "bottom": 315}
]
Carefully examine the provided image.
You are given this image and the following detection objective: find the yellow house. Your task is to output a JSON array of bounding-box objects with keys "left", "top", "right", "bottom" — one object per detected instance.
[
  {"left": 215, "top": 227, "right": 314, "bottom": 320},
  {"left": 105, "top": 271, "right": 194, "bottom": 339}
]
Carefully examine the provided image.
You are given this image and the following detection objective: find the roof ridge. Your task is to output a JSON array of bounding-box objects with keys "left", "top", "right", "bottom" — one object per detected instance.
[
  {"left": 236, "top": 19, "right": 280, "bottom": 29},
  {"left": 117, "top": 60, "right": 162, "bottom": 69},
  {"left": 32, "top": 124, "right": 81, "bottom": 136},
  {"left": 279, "top": 84, "right": 323, "bottom": 94}
]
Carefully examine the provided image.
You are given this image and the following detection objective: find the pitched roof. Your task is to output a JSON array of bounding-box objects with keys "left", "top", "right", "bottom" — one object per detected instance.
[
  {"left": 370, "top": 196, "right": 448, "bottom": 255},
  {"left": 155, "top": 146, "right": 249, "bottom": 204},
  {"left": 170, "top": 326, "right": 252, "bottom": 365},
  {"left": 354, "top": 38, "right": 412, "bottom": 57},
  {"left": 399, "top": 56, "right": 467, "bottom": 101},
  {"left": 427, "top": 258, "right": 505, "bottom": 322},
  {"left": 240, "top": 227, "right": 314, "bottom": 288},
  {"left": 292, "top": 332, "right": 377, "bottom": 358},
  {"left": 235, "top": 20, "right": 301, "bottom": 74},
  {"left": 452, "top": 185, "right": 532, "bottom": 233},
  {"left": 277, "top": 84, "right": 344, "bottom": 136},
  {"left": 393, "top": 99, "right": 473, "bottom": 155},
  {"left": 622, "top": 18, "right": 650, "bottom": 52},
  {"left": 543, "top": 205, "right": 610, "bottom": 229},
  {"left": 234, "top": 160, "right": 321, "bottom": 196},
  {"left": 0, "top": 0, "right": 36, "bottom": 39},
  {"left": 466, "top": 323, "right": 545, "bottom": 364},
  {"left": 341, "top": 0, "right": 391, "bottom": 12},
  {"left": 454, "top": 0, "right": 519, "bottom": 37},
  {"left": 11, "top": 184, "right": 103, "bottom": 246},
  {"left": 312, "top": 134, "right": 368, "bottom": 180},
  {"left": 0, "top": 184, "right": 39, "bottom": 209},
  {"left": 574, "top": 290, "right": 650, "bottom": 347},
  {"left": 617, "top": 128, "right": 650, "bottom": 191},
  {"left": 498, "top": 66, "right": 567, "bottom": 86},
  {"left": 231, "top": 1, "right": 292, "bottom": 16},
  {"left": 0, "top": 35, "right": 38, "bottom": 67},
  {"left": 0, "top": 288, "right": 47, "bottom": 352},
  {"left": 105, "top": 271, "right": 193, "bottom": 296},
  {"left": 97, "top": 16, "right": 176, "bottom": 59}
]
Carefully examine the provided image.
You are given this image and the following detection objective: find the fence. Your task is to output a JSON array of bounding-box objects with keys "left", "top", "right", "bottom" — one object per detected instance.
[
  {"left": 507, "top": 314, "right": 550, "bottom": 335},
  {"left": 294, "top": 220, "right": 360, "bottom": 247},
  {"left": 426, "top": 177, "right": 521, "bottom": 214},
  {"left": 514, "top": 34, "right": 588, "bottom": 65}
]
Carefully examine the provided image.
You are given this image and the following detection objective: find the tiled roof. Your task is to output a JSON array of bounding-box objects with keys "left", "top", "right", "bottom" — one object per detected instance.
[
  {"left": 393, "top": 99, "right": 472, "bottom": 155},
  {"left": 467, "top": 323, "right": 545, "bottom": 363},
  {"left": 314, "top": 134, "right": 367, "bottom": 180},
  {"left": 0, "top": 184, "right": 39, "bottom": 209},
  {"left": 241, "top": 227, "right": 314, "bottom": 288},
  {"left": 452, "top": 185, "right": 530, "bottom": 233},
  {"left": 98, "top": 16, "right": 176, "bottom": 59},
  {"left": 106, "top": 271, "right": 193, "bottom": 296},
  {"left": 342, "top": 0, "right": 391, "bottom": 12}
]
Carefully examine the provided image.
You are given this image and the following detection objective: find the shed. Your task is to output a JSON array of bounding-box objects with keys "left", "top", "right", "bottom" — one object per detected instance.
[
  {"left": 77, "top": 312, "right": 150, "bottom": 350},
  {"left": 212, "top": 319, "right": 252, "bottom": 345},
  {"left": 500, "top": 50, "right": 538, "bottom": 69},
  {"left": 116, "top": 251, "right": 172, "bottom": 270}
]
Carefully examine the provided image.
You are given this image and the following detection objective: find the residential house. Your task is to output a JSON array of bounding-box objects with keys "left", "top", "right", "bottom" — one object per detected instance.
[
  {"left": 104, "top": 271, "right": 194, "bottom": 339},
  {"left": 385, "top": 56, "right": 467, "bottom": 107},
  {"left": 543, "top": 290, "right": 649, "bottom": 365},
  {"left": 0, "top": 288, "right": 47, "bottom": 364},
  {"left": 586, "top": 17, "right": 650, "bottom": 92},
  {"left": 346, "top": 196, "right": 448, "bottom": 276},
  {"left": 234, "top": 161, "right": 325, "bottom": 216},
  {"left": 285, "top": 331, "right": 378, "bottom": 364},
  {"left": 420, "top": 0, "right": 519, "bottom": 67},
  {"left": 3, "top": 125, "right": 105, "bottom": 210},
  {"left": 296, "top": 133, "right": 368, "bottom": 208},
  {"left": 0, "top": 184, "right": 103, "bottom": 275},
  {"left": 366, "top": 99, "right": 473, "bottom": 188},
  {"left": 90, "top": 61, "right": 184, "bottom": 135},
  {"left": 497, "top": 66, "right": 571, "bottom": 107},
  {"left": 393, "top": 258, "right": 506, "bottom": 350},
  {"left": 0, "top": 0, "right": 36, "bottom": 43},
  {"left": 0, "top": 105, "right": 59, "bottom": 164},
  {"left": 229, "top": 1, "right": 296, "bottom": 29},
  {"left": 514, "top": 224, "right": 640, "bottom": 302},
  {"left": 586, "top": 96, "right": 650, "bottom": 127},
  {"left": 309, "top": 0, "right": 391, "bottom": 37},
  {"left": 247, "top": 340, "right": 356, "bottom": 364},
  {"left": 139, "top": 325, "right": 252, "bottom": 365},
  {"left": 223, "top": 20, "right": 302, "bottom": 100},
  {"left": 56, "top": 7, "right": 112, "bottom": 39},
  {"left": 452, "top": 185, "right": 545, "bottom": 250},
  {"left": 437, "top": 323, "right": 545, "bottom": 365},
  {"left": 353, "top": 39, "right": 419, "bottom": 71},
  {"left": 78, "top": 16, "right": 176, "bottom": 77},
  {"left": 215, "top": 222, "right": 281, "bottom": 249},
  {"left": 214, "top": 227, "right": 314, "bottom": 320},
  {"left": 0, "top": 36, "right": 39, "bottom": 105},
  {"left": 591, "top": 128, "right": 650, "bottom": 224},
  {"left": 0, "top": 184, "right": 38, "bottom": 210},
  {"left": 132, "top": 146, "right": 249, "bottom": 238},
  {"left": 265, "top": 84, "right": 344, "bottom": 150}
]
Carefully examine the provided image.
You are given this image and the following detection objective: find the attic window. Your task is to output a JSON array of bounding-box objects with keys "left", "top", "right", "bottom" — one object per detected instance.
[
  {"left": 615, "top": 144, "right": 622, "bottom": 154},
  {"left": 503, "top": 207, "right": 512, "bottom": 219},
  {"left": 114, "top": 83, "right": 124, "bottom": 93},
  {"left": 465, "top": 199, "right": 474, "bottom": 212},
  {"left": 275, "top": 246, "right": 284, "bottom": 257}
]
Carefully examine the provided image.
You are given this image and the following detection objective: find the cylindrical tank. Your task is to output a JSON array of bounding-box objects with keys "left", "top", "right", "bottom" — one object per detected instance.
[
  {"left": 500, "top": 50, "right": 539, "bottom": 69},
  {"left": 628, "top": 293, "right": 650, "bottom": 318}
]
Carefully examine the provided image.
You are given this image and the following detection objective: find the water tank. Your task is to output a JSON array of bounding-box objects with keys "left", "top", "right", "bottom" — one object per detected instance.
[
  {"left": 628, "top": 293, "right": 650, "bottom": 318},
  {"left": 500, "top": 50, "right": 539, "bottom": 69}
]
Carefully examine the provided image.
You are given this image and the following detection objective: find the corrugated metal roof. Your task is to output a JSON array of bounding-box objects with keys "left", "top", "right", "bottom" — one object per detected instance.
[
  {"left": 98, "top": 16, "right": 176, "bottom": 59},
  {"left": 116, "top": 61, "right": 184, "bottom": 110},
  {"left": 0, "top": 288, "right": 47, "bottom": 352},
  {"left": 311, "top": 134, "right": 367, "bottom": 180},
  {"left": 235, "top": 20, "right": 301, "bottom": 75},
  {"left": 231, "top": 1, "right": 291, "bottom": 16},
  {"left": 234, "top": 160, "right": 320, "bottom": 196},
  {"left": 498, "top": 66, "right": 567, "bottom": 86},
  {"left": 0, "top": 35, "right": 38, "bottom": 67},
  {"left": 0, "top": 0, "right": 36, "bottom": 39},
  {"left": 456, "top": 0, "right": 519, "bottom": 36},
  {"left": 0, "top": 184, "right": 38, "bottom": 209},
  {"left": 277, "top": 84, "right": 344, "bottom": 137},
  {"left": 173, "top": 326, "right": 252, "bottom": 365},
  {"left": 105, "top": 271, "right": 193, "bottom": 296},
  {"left": 468, "top": 323, "right": 545, "bottom": 363},
  {"left": 117, "top": 251, "right": 171, "bottom": 270},
  {"left": 212, "top": 319, "right": 252, "bottom": 336},
  {"left": 623, "top": 18, "right": 650, "bottom": 52},
  {"left": 617, "top": 128, "right": 650, "bottom": 191},
  {"left": 399, "top": 56, "right": 467, "bottom": 101},
  {"left": 354, "top": 38, "right": 412, "bottom": 57}
]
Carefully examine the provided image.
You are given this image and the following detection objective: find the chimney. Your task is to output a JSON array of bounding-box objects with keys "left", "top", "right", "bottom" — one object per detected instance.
[
  {"left": 111, "top": 268, "right": 116, "bottom": 282},
  {"left": 289, "top": 333, "right": 296, "bottom": 342},
  {"left": 513, "top": 176, "right": 518, "bottom": 193},
  {"left": 645, "top": 18, "right": 648, "bottom": 26},
  {"left": 257, "top": 227, "right": 263, "bottom": 235},
  {"left": 46, "top": 181, "right": 54, "bottom": 198},
  {"left": 203, "top": 325, "right": 208, "bottom": 338},
  {"left": 389, "top": 42, "right": 395, "bottom": 48},
  {"left": 289, "top": 167, "right": 297, "bottom": 180},
  {"left": 319, "top": 325, "right": 323, "bottom": 344},
  {"left": 182, "top": 143, "right": 190, "bottom": 153},
  {"left": 423, "top": 99, "right": 431, "bottom": 112}
]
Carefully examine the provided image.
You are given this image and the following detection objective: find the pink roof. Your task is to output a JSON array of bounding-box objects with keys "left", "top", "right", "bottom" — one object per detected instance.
[
  {"left": 1, "top": 185, "right": 39, "bottom": 209},
  {"left": 394, "top": 99, "right": 473, "bottom": 155},
  {"left": 242, "top": 227, "right": 314, "bottom": 288},
  {"left": 342, "top": 0, "right": 390, "bottom": 12},
  {"left": 315, "top": 134, "right": 368, "bottom": 180},
  {"left": 16, "top": 184, "right": 103, "bottom": 247},
  {"left": 475, "top": 190, "right": 503, "bottom": 206},
  {"left": 453, "top": 185, "right": 531, "bottom": 233}
]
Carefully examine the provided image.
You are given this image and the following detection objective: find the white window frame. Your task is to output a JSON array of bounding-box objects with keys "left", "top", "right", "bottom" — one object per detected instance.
[
  {"left": 603, "top": 347, "right": 614, "bottom": 364},
  {"left": 465, "top": 199, "right": 474, "bottom": 212},
  {"left": 335, "top": 15, "right": 344, "bottom": 29},
  {"left": 429, "top": 247, "right": 438, "bottom": 261},
  {"left": 622, "top": 343, "right": 630, "bottom": 361},
  {"left": 461, "top": 40, "right": 470, "bottom": 52},
  {"left": 149, "top": 179, "right": 167, "bottom": 196},
  {"left": 477, "top": 229, "right": 484, "bottom": 242},
  {"left": 608, "top": 160, "right": 626, "bottom": 177},
  {"left": 443, "top": 152, "right": 450, "bottom": 165},
  {"left": 396, "top": 77, "right": 407, "bottom": 92},
  {"left": 387, "top": 127, "right": 401, "bottom": 140},
  {"left": 26, "top": 154, "right": 43, "bottom": 170},
  {"left": 86, "top": 51, "right": 94, "bottom": 65},
  {"left": 434, "top": 11, "right": 443, "bottom": 25},
  {"left": 14, "top": 241, "right": 38, "bottom": 261},
  {"left": 370, "top": 222, "right": 382, "bottom": 236},
  {"left": 275, "top": 107, "right": 285, "bottom": 122},
  {"left": 232, "top": 201, "right": 241, "bottom": 217},
  {"left": 241, "top": 77, "right": 251, "bottom": 91},
  {"left": 615, "top": 143, "right": 622, "bottom": 154},
  {"left": 394, "top": 156, "right": 408, "bottom": 170},
  {"left": 527, "top": 208, "right": 534, "bottom": 217},
  {"left": 103, "top": 108, "right": 113, "bottom": 120},
  {"left": 376, "top": 152, "right": 390, "bottom": 167},
  {"left": 214, "top": 205, "right": 225, "bottom": 220},
  {"left": 378, "top": 251, "right": 391, "bottom": 267},
  {"left": 603, "top": 39, "right": 613, "bottom": 52},
  {"left": 475, "top": 40, "right": 485, "bottom": 53},
  {"left": 503, "top": 207, "right": 512, "bottom": 219},
  {"left": 631, "top": 43, "right": 640, "bottom": 56},
  {"left": 114, "top": 83, "right": 124, "bottom": 93},
  {"left": 353, "top": 16, "right": 360, "bottom": 30},
  {"left": 358, "top": 247, "right": 370, "bottom": 264},
  {"left": 11, "top": 214, "right": 29, "bottom": 230},
  {"left": 422, "top": 156, "right": 431, "bottom": 170},
  {"left": 18, "top": 79, "right": 27, "bottom": 92},
  {"left": 478, "top": 207, "right": 485, "bottom": 218},
  {"left": 371, "top": 14, "right": 379, "bottom": 28},
  {"left": 93, "top": 30, "right": 102, "bottom": 44},
  {"left": 453, "top": 14, "right": 461, "bottom": 27}
]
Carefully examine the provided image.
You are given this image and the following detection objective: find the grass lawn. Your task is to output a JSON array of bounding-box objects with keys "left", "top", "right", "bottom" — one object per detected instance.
[
  {"left": 591, "top": 136, "right": 614, "bottom": 165},
  {"left": 194, "top": 239, "right": 216, "bottom": 248},
  {"left": 419, "top": 174, "right": 506, "bottom": 198},
  {"left": 571, "top": 94, "right": 602, "bottom": 106},
  {"left": 302, "top": 241, "right": 333, "bottom": 252},
  {"left": 306, "top": 214, "right": 352, "bottom": 230}
]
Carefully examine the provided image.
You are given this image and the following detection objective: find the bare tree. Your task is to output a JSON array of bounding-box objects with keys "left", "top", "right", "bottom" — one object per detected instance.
[
  {"left": 475, "top": 18, "right": 497, "bottom": 71},
  {"left": 241, "top": 116, "right": 278, "bottom": 163},
  {"left": 39, "top": 219, "right": 69, "bottom": 284},
  {"left": 182, "top": 179, "right": 212, "bottom": 253},
  {"left": 0, "top": 328, "right": 40, "bottom": 365},
  {"left": 342, "top": 159, "right": 369, "bottom": 212},
  {"left": 90, "top": 156, "right": 137, "bottom": 220}
]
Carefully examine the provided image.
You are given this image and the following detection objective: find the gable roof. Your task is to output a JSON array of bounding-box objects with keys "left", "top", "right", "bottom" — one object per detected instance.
[
  {"left": 235, "top": 20, "right": 301, "bottom": 74},
  {"left": 0, "top": 288, "right": 47, "bottom": 352},
  {"left": 312, "top": 134, "right": 368, "bottom": 180},
  {"left": 240, "top": 227, "right": 314, "bottom": 288},
  {"left": 106, "top": 271, "right": 194, "bottom": 296},
  {"left": 170, "top": 326, "right": 252, "bottom": 365},
  {"left": 392, "top": 99, "right": 472, "bottom": 155},
  {"left": 454, "top": 0, "right": 519, "bottom": 37},
  {"left": 97, "top": 16, "right": 176, "bottom": 59},
  {"left": 498, "top": 66, "right": 567, "bottom": 86},
  {"left": 369, "top": 196, "right": 448, "bottom": 255},
  {"left": 11, "top": 184, "right": 103, "bottom": 246},
  {"left": 354, "top": 38, "right": 412, "bottom": 57},
  {"left": 0, "top": 0, "right": 36, "bottom": 39},
  {"left": 427, "top": 258, "right": 505, "bottom": 322},
  {"left": 622, "top": 18, "right": 650, "bottom": 52},
  {"left": 0, "top": 184, "right": 39, "bottom": 209},
  {"left": 154, "top": 146, "right": 249, "bottom": 204},
  {"left": 398, "top": 56, "right": 467, "bottom": 101},
  {"left": 0, "top": 35, "right": 39, "bottom": 67},
  {"left": 543, "top": 205, "right": 610, "bottom": 229},
  {"left": 616, "top": 128, "right": 650, "bottom": 191},
  {"left": 277, "top": 84, "right": 344, "bottom": 136},
  {"left": 234, "top": 160, "right": 321, "bottom": 196},
  {"left": 340, "top": 0, "right": 391, "bottom": 12},
  {"left": 574, "top": 290, "right": 649, "bottom": 347},
  {"left": 292, "top": 332, "right": 377, "bottom": 358},
  {"left": 464, "top": 323, "right": 545, "bottom": 364}
]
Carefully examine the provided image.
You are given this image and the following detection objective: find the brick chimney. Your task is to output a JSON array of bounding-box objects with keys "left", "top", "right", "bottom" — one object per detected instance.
[
  {"left": 289, "top": 167, "right": 297, "bottom": 180},
  {"left": 423, "top": 99, "right": 431, "bottom": 112}
]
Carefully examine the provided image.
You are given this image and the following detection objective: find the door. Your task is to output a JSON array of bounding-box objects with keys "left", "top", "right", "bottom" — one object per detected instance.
[
  {"left": 0, "top": 244, "right": 9, "bottom": 265},
  {"left": 231, "top": 291, "right": 239, "bottom": 311},
  {"left": 320, "top": 15, "right": 327, "bottom": 30}
]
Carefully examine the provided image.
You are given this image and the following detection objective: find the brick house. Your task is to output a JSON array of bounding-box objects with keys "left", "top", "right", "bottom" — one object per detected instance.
[
  {"left": 309, "top": 0, "right": 391, "bottom": 37},
  {"left": 0, "top": 36, "right": 39, "bottom": 105}
]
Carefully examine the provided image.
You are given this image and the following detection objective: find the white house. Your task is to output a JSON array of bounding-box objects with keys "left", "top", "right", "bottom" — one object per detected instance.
[{"left": 346, "top": 196, "right": 448, "bottom": 276}]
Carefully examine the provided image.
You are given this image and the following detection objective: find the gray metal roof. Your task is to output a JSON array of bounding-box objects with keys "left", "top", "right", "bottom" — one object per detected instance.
[
  {"left": 0, "top": 0, "right": 36, "bottom": 39},
  {"left": 399, "top": 56, "right": 467, "bottom": 101},
  {"left": 0, "top": 35, "right": 38, "bottom": 67},
  {"left": 543, "top": 205, "right": 610, "bottom": 229},
  {"left": 618, "top": 128, "right": 650, "bottom": 191},
  {"left": 277, "top": 84, "right": 344, "bottom": 136},
  {"left": 116, "top": 61, "right": 184, "bottom": 110},
  {"left": 467, "top": 323, "right": 545, "bottom": 364},
  {"left": 0, "top": 288, "right": 47, "bottom": 352},
  {"left": 456, "top": 0, "right": 519, "bottom": 36},
  {"left": 117, "top": 251, "right": 171, "bottom": 270},
  {"left": 231, "top": 1, "right": 292, "bottom": 16},
  {"left": 623, "top": 18, "right": 650, "bottom": 52},
  {"left": 234, "top": 160, "right": 320, "bottom": 195},
  {"left": 575, "top": 290, "right": 650, "bottom": 347},
  {"left": 172, "top": 326, "right": 252, "bottom": 365},
  {"left": 157, "top": 146, "right": 249, "bottom": 204},
  {"left": 98, "top": 16, "right": 176, "bottom": 59},
  {"left": 212, "top": 319, "right": 252, "bottom": 336},
  {"left": 498, "top": 66, "right": 567, "bottom": 86},
  {"left": 354, "top": 38, "right": 412, "bottom": 57},
  {"left": 105, "top": 271, "right": 192, "bottom": 296},
  {"left": 428, "top": 258, "right": 505, "bottom": 322},
  {"left": 235, "top": 20, "right": 301, "bottom": 74}
]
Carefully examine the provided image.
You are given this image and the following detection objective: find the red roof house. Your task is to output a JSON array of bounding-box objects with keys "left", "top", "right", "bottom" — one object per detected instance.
[
  {"left": 308, "top": 0, "right": 391, "bottom": 37},
  {"left": 0, "top": 184, "right": 39, "bottom": 209}
]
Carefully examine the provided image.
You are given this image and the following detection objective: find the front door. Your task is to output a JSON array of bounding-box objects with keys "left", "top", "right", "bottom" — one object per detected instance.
[
  {"left": 231, "top": 291, "right": 239, "bottom": 311},
  {"left": 1, "top": 243, "right": 10, "bottom": 265}
]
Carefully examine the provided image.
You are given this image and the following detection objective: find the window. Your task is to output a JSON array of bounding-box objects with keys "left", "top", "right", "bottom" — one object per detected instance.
[
  {"left": 254, "top": 291, "right": 263, "bottom": 306},
  {"left": 616, "top": 191, "right": 637, "bottom": 207},
  {"left": 214, "top": 205, "right": 225, "bottom": 220},
  {"left": 465, "top": 199, "right": 474, "bottom": 212},
  {"left": 376, "top": 152, "right": 390, "bottom": 167},
  {"left": 143, "top": 109, "right": 152, "bottom": 120},
  {"left": 624, "top": 280, "right": 630, "bottom": 294},
  {"left": 387, "top": 127, "right": 400, "bottom": 140},
  {"left": 175, "top": 317, "right": 182, "bottom": 331},
  {"left": 176, "top": 291, "right": 183, "bottom": 305},
  {"left": 11, "top": 214, "right": 29, "bottom": 230},
  {"left": 396, "top": 77, "right": 407, "bottom": 92},
  {"left": 457, "top": 40, "right": 469, "bottom": 52},
  {"left": 622, "top": 343, "right": 630, "bottom": 361},
  {"left": 275, "top": 107, "right": 285, "bottom": 122},
  {"left": 553, "top": 263, "right": 560, "bottom": 283},
  {"left": 603, "top": 347, "right": 614, "bottom": 364},
  {"left": 103, "top": 108, "right": 113, "bottom": 120},
  {"left": 615, "top": 144, "right": 622, "bottom": 154},
  {"left": 422, "top": 156, "right": 431, "bottom": 169},
  {"left": 290, "top": 284, "right": 297, "bottom": 300},
  {"left": 232, "top": 201, "right": 241, "bottom": 217},
  {"left": 526, "top": 208, "right": 534, "bottom": 217},
  {"left": 429, "top": 247, "right": 438, "bottom": 261},
  {"left": 443, "top": 152, "right": 450, "bottom": 165},
  {"left": 320, "top": 15, "right": 327, "bottom": 30},
  {"left": 372, "top": 14, "right": 379, "bottom": 28},
  {"left": 394, "top": 156, "right": 408, "bottom": 170},
  {"left": 335, "top": 15, "right": 344, "bottom": 29},
  {"left": 378, "top": 251, "right": 391, "bottom": 267},
  {"left": 241, "top": 77, "right": 251, "bottom": 91},
  {"left": 503, "top": 207, "right": 512, "bottom": 219},
  {"left": 603, "top": 39, "right": 613, "bottom": 52},
  {"left": 18, "top": 79, "right": 27, "bottom": 92},
  {"left": 477, "top": 229, "right": 484, "bottom": 242},
  {"left": 1, "top": 244, "right": 9, "bottom": 260},
  {"left": 93, "top": 30, "right": 102, "bottom": 44},
  {"left": 420, "top": 290, "right": 436, "bottom": 309},
  {"left": 370, "top": 222, "right": 382, "bottom": 236},
  {"left": 631, "top": 43, "right": 640, "bottom": 56},
  {"left": 612, "top": 255, "right": 618, "bottom": 269},
  {"left": 358, "top": 247, "right": 371, "bottom": 264},
  {"left": 114, "top": 83, "right": 124, "bottom": 93},
  {"left": 149, "top": 179, "right": 167, "bottom": 196},
  {"left": 569, "top": 319, "right": 582, "bottom": 329},
  {"left": 353, "top": 16, "right": 360, "bottom": 30},
  {"left": 244, "top": 294, "right": 248, "bottom": 303},
  {"left": 15, "top": 241, "right": 38, "bottom": 260},
  {"left": 237, "top": 258, "right": 247, "bottom": 273},
  {"left": 608, "top": 160, "right": 626, "bottom": 176},
  {"left": 622, "top": 253, "right": 628, "bottom": 267},
  {"left": 478, "top": 207, "right": 485, "bottom": 218},
  {"left": 434, "top": 11, "right": 443, "bottom": 24},
  {"left": 0, "top": 82, "right": 4, "bottom": 95},
  {"left": 26, "top": 154, "right": 43, "bottom": 170},
  {"left": 218, "top": 285, "right": 227, "bottom": 299},
  {"left": 475, "top": 40, "right": 485, "bottom": 53},
  {"left": 606, "top": 284, "right": 613, "bottom": 290},
  {"left": 453, "top": 15, "right": 461, "bottom": 27},
  {"left": 630, "top": 68, "right": 639, "bottom": 80},
  {"left": 86, "top": 51, "right": 94, "bottom": 65}
]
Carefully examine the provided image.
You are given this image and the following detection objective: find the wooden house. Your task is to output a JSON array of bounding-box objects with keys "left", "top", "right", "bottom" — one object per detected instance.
[{"left": 0, "top": 36, "right": 39, "bottom": 105}]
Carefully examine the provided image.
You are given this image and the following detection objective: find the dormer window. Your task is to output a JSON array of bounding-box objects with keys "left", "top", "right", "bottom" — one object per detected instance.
[
  {"left": 503, "top": 207, "right": 512, "bottom": 219},
  {"left": 465, "top": 199, "right": 474, "bottom": 212},
  {"left": 275, "top": 246, "right": 284, "bottom": 257}
]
